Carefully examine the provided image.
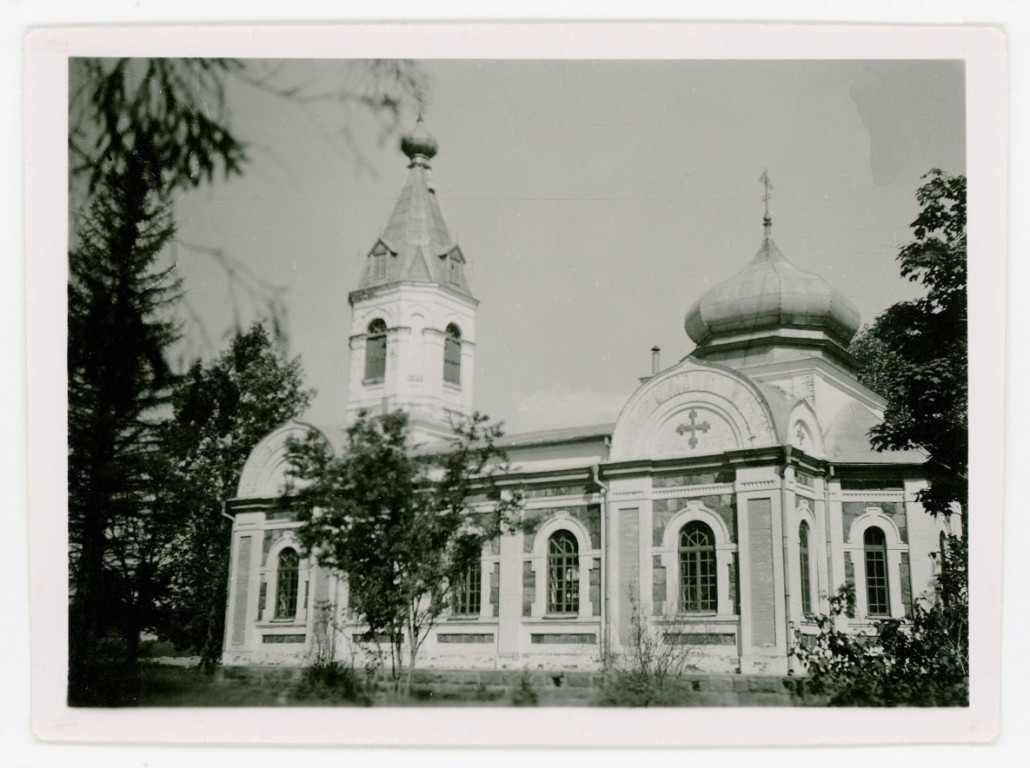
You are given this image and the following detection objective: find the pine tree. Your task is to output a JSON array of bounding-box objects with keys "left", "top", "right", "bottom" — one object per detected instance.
[{"left": 67, "top": 147, "right": 180, "bottom": 702}]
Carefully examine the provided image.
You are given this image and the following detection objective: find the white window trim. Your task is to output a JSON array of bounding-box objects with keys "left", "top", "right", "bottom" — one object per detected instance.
[
  {"left": 529, "top": 513, "right": 597, "bottom": 619},
  {"left": 261, "top": 533, "right": 311, "bottom": 626},
  {"left": 845, "top": 509, "right": 907, "bottom": 621},
  {"left": 658, "top": 501, "right": 737, "bottom": 618}
]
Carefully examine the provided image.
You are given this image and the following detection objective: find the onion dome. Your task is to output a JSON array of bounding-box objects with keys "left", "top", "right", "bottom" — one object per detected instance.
[
  {"left": 685, "top": 225, "right": 860, "bottom": 350},
  {"left": 400, "top": 116, "right": 438, "bottom": 164}
]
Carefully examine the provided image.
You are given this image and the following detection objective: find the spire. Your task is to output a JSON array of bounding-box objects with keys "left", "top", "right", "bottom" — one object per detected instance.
[
  {"left": 760, "top": 169, "right": 773, "bottom": 238},
  {"left": 350, "top": 116, "right": 473, "bottom": 299}
]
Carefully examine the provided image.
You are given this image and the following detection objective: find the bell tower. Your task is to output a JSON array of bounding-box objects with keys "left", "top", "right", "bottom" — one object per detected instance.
[{"left": 346, "top": 118, "right": 478, "bottom": 444}]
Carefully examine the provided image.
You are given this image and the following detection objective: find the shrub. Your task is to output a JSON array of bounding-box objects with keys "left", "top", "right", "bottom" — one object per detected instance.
[
  {"left": 599, "top": 593, "right": 702, "bottom": 706},
  {"left": 511, "top": 669, "right": 538, "bottom": 706},
  {"left": 792, "top": 535, "right": 968, "bottom": 707},
  {"left": 294, "top": 660, "right": 370, "bottom": 705}
]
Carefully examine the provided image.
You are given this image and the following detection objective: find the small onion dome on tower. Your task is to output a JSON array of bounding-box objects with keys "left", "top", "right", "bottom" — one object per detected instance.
[
  {"left": 684, "top": 226, "right": 861, "bottom": 351},
  {"left": 401, "top": 116, "right": 438, "bottom": 165}
]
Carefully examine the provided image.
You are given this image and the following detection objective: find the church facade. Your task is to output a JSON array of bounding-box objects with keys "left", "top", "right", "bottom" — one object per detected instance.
[{"left": 220, "top": 121, "right": 953, "bottom": 676}]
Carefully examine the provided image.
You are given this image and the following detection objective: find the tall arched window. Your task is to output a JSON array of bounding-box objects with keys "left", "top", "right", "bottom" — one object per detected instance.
[
  {"left": 679, "top": 521, "right": 716, "bottom": 612},
  {"left": 444, "top": 323, "right": 461, "bottom": 385},
  {"left": 547, "top": 530, "right": 579, "bottom": 614},
  {"left": 275, "top": 548, "right": 300, "bottom": 619},
  {"left": 864, "top": 526, "right": 890, "bottom": 617},
  {"left": 452, "top": 559, "right": 481, "bottom": 616},
  {"left": 799, "top": 521, "right": 813, "bottom": 616},
  {"left": 364, "top": 319, "right": 387, "bottom": 382}
]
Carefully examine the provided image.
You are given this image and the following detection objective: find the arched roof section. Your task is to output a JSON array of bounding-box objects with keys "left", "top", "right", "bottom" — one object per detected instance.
[
  {"left": 236, "top": 419, "right": 340, "bottom": 499},
  {"left": 610, "top": 356, "right": 780, "bottom": 461},
  {"left": 787, "top": 399, "right": 825, "bottom": 458}
]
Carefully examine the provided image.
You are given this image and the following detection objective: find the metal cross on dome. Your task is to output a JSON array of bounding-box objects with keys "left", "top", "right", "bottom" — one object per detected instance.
[
  {"left": 760, "top": 169, "right": 773, "bottom": 235},
  {"left": 760, "top": 169, "right": 773, "bottom": 214},
  {"left": 676, "top": 409, "right": 711, "bottom": 449}
]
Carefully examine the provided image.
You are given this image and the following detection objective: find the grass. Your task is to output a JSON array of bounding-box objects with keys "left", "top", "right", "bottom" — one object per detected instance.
[
  {"left": 72, "top": 663, "right": 294, "bottom": 707},
  {"left": 73, "top": 663, "right": 516, "bottom": 707}
]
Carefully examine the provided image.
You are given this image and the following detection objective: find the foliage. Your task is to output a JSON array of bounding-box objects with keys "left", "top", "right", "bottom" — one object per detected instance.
[
  {"left": 598, "top": 594, "right": 701, "bottom": 707},
  {"left": 162, "top": 324, "right": 313, "bottom": 670},
  {"left": 67, "top": 148, "right": 181, "bottom": 701},
  {"left": 791, "top": 535, "right": 968, "bottom": 707},
  {"left": 69, "top": 58, "right": 247, "bottom": 197},
  {"left": 511, "top": 669, "right": 539, "bottom": 707},
  {"left": 848, "top": 324, "right": 903, "bottom": 400},
  {"left": 287, "top": 409, "right": 523, "bottom": 695},
  {"left": 862, "top": 170, "right": 968, "bottom": 523}
]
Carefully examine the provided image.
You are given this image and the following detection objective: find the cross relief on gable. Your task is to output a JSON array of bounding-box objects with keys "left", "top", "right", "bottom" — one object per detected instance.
[{"left": 610, "top": 363, "right": 777, "bottom": 461}]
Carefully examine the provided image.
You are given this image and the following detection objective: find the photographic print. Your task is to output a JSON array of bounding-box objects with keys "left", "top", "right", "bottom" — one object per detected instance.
[{"left": 26, "top": 23, "right": 1006, "bottom": 746}]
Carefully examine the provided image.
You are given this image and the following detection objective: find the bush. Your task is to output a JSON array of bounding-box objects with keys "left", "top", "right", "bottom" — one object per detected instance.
[
  {"left": 510, "top": 669, "right": 538, "bottom": 706},
  {"left": 294, "top": 660, "right": 370, "bottom": 705},
  {"left": 792, "top": 535, "right": 968, "bottom": 707},
  {"left": 598, "top": 593, "right": 702, "bottom": 707}
]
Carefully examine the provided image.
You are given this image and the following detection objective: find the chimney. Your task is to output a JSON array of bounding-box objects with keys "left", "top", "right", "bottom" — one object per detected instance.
[{"left": 651, "top": 345, "right": 661, "bottom": 375}]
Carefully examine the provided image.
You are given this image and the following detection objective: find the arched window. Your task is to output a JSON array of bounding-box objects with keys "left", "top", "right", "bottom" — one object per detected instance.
[
  {"left": 452, "top": 559, "right": 481, "bottom": 616},
  {"left": 364, "top": 319, "right": 387, "bottom": 382},
  {"left": 444, "top": 323, "right": 461, "bottom": 385},
  {"left": 799, "top": 521, "right": 813, "bottom": 616},
  {"left": 679, "top": 521, "right": 716, "bottom": 612},
  {"left": 864, "top": 526, "right": 890, "bottom": 617},
  {"left": 547, "top": 530, "right": 579, "bottom": 614},
  {"left": 275, "top": 548, "right": 300, "bottom": 619}
]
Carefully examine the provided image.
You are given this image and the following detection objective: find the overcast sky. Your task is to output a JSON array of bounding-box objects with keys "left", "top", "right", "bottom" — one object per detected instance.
[{"left": 171, "top": 59, "right": 965, "bottom": 434}]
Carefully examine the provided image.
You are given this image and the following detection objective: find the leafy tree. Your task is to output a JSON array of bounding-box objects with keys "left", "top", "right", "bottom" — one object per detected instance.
[
  {"left": 163, "top": 324, "right": 313, "bottom": 670},
  {"left": 792, "top": 535, "right": 968, "bottom": 706},
  {"left": 67, "top": 147, "right": 181, "bottom": 702},
  {"left": 848, "top": 324, "right": 903, "bottom": 400},
  {"left": 862, "top": 170, "right": 968, "bottom": 526},
  {"left": 286, "top": 410, "right": 522, "bottom": 695}
]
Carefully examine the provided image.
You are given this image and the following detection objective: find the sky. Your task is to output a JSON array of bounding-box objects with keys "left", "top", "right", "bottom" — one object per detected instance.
[{"left": 172, "top": 59, "right": 966, "bottom": 435}]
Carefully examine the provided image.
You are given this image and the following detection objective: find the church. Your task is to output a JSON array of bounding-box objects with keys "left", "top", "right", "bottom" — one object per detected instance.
[{"left": 220, "top": 118, "right": 953, "bottom": 677}]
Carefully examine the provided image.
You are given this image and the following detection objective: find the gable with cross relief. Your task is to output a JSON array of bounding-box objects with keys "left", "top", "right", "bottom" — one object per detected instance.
[{"left": 610, "top": 357, "right": 779, "bottom": 461}]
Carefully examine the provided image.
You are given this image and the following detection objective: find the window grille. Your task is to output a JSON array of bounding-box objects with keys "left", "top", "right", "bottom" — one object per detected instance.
[
  {"left": 275, "top": 548, "right": 300, "bottom": 619},
  {"left": 864, "top": 526, "right": 890, "bottom": 616},
  {"left": 679, "top": 521, "right": 717, "bottom": 612},
  {"left": 452, "top": 559, "right": 481, "bottom": 616},
  {"left": 547, "top": 530, "right": 580, "bottom": 614}
]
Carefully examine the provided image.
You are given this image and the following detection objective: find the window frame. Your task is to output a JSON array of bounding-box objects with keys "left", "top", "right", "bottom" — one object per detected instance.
[
  {"left": 547, "top": 530, "right": 580, "bottom": 615},
  {"left": 863, "top": 526, "right": 891, "bottom": 617},
  {"left": 364, "top": 318, "right": 387, "bottom": 383},
  {"left": 274, "top": 547, "right": 300, "bottom": 620},
  {"left": 799, "top": 520, "right": 814, "bottom": 617},
  {"left": 443, "top": 323, "right": 462, "bottom": 386},
  {"left": 451, "top": 558, "right": 482, "bottom": 617},
  {"left": 678, "top": 520, "right": 717, "bottom": 613}
]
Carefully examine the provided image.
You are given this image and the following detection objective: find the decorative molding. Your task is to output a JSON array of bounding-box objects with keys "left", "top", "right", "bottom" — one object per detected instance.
[
  {"left": 652, "top": 483, "right": 734, "bottom": 500},
  {"left": 523, "top": 493, "right": 600, "bottom": 511},
  {"left": 736, "top": 479, "right": 778, "bottom": 492},
  {"left": 832, "top": 490, "right": 906, "bottom": 502}
]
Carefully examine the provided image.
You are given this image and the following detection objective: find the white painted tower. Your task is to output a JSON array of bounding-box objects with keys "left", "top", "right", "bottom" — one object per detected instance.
[{"left": 346, "top": 118, "right": 478, "bottom": 444}]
